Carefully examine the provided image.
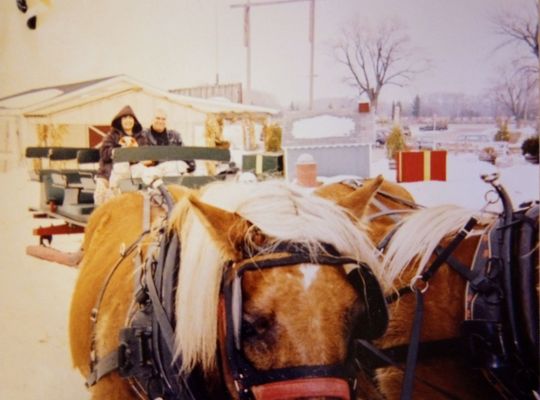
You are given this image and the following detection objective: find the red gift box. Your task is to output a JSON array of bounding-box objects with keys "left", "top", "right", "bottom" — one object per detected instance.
[
  {"left": 396, "top": 150, "right": 447, "bottom": 182},
  {"left": 358, "top": 102, "right": 370, "bottom": 113}
]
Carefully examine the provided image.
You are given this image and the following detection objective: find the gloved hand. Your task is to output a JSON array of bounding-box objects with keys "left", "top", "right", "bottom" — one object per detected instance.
[{"left": 186, "top": 160, "right": 196, "bottom": 173}]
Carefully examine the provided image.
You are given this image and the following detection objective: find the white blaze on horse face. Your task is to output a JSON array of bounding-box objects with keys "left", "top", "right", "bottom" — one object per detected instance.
[{"left": 300, "top": 264, "right": 320, "bottom": 290}]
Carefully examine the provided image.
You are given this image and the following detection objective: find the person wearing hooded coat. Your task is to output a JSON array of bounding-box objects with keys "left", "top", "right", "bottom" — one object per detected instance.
[{"left": 94, "top": 105, "right": 147, "bottom": 205}]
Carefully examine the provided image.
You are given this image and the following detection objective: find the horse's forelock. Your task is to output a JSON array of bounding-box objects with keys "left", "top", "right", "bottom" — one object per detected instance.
[{"left": 171, "top": 180, "right": 381, "bottom": 374}]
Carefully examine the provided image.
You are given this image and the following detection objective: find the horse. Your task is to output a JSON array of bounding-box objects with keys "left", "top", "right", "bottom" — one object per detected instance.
[
  {"left": 316, "top": 176, "right": 539, "bottom": 399},
  {"left": 315, "top": 176, "right": 417, "bottom": 246},
  {"left": 69, "top": 179, "right": 390, "bottom": 400}
]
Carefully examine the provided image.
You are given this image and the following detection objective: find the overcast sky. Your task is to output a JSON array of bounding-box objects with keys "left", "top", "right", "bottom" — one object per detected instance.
[{"left": 0, "top": 0, "right": 533, "bottom": 107}]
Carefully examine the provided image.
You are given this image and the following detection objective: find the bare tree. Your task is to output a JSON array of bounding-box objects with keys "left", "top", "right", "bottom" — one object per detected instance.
[
  {"left": 492, "top": 0, "right": 539, "bottom": 130},
  {"left": 334, "top": 19, "right": 426, "bottom": 112},
  {"left": 493, "top": 0, "right": 539, "bottom": 61},
  {"left": 491, "top": 63, "right": 538, "bottom": 125}
]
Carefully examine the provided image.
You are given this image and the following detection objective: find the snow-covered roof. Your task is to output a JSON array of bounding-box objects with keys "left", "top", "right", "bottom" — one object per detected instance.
[
  {"left": 0, "top": 76, "right": 117, "bottom": 111},
  {"left": 0, "top": 75, "right": 279, "bottom": 118},
  {"left": 291, "top": 115, "right": 355, "bottom": 139},
  {"left": 284, "top": 113, "right": 367, "bottom": 146}
]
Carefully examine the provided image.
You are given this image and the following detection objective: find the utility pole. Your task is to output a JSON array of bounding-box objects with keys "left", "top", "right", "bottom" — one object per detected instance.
[{"left": 231, "top": 0, "right": 321, "bottom": 109}]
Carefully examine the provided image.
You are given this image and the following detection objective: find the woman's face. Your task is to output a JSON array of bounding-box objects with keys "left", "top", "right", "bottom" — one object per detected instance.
[{"left": 121, "top": 115, "right": 135, "bottom": 133}]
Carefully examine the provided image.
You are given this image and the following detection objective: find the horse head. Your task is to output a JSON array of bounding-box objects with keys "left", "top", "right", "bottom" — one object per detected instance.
[{"left": 171, "top": 181, "right": 388, "bottom": 399}]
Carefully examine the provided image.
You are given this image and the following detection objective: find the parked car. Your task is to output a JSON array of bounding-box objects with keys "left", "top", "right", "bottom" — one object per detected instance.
[{"left": 419, "top": 120, "right": 448, "bottom": 131}]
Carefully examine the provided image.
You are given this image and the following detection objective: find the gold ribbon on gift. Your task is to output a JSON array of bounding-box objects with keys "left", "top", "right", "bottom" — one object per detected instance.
[
  {"left": 423, "top": 150, "right": 431, "bottom": 180},
  {"left": 255, "top": 154, "right": 263, "bottom": 174}
]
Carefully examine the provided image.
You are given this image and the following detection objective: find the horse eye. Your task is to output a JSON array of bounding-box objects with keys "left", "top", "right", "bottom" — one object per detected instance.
[
  {"left": 242, "top": 316, "right": 271, "bottom": 339},
  {"left": 242, "top": 320, "right": 257, "bottom": 339}
]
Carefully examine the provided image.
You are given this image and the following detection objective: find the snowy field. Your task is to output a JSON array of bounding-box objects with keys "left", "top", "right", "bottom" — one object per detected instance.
[
  {"left": 370, "top": 149, "right": 539, "bottom": 211},
  {"left": 0, "top": 149, "right": 538, "bottom": 399}
]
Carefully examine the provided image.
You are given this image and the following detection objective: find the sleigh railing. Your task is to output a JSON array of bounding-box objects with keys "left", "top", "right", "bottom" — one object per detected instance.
[{"left": 111, "top": 145, "right": 234, "bottom": 192}]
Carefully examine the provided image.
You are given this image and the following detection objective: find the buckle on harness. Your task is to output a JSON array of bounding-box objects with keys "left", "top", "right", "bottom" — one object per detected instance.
[
  {"left": 118, "top": 326, "right": 155, "bottom": 378},
  {"left": 410, "top": 275, "right": 429, "bottom": 293}
]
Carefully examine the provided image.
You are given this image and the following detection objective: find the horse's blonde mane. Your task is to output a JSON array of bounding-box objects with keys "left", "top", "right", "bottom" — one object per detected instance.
[
  {"left": 170, "top": 180, "right": 380, "bottom": 373},
  {"left": 382, "top": 204, "right": 495, "bottom": 285}
]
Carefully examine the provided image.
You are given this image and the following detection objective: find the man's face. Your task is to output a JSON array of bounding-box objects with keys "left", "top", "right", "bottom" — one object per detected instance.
[{"left": 152, "top": 113, "right": 167, "bottom": 133}]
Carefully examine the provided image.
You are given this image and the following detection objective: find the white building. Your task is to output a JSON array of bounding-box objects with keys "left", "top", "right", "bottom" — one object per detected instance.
[{"left": 0, "top": 75, "right": 278, "bottom": 171}]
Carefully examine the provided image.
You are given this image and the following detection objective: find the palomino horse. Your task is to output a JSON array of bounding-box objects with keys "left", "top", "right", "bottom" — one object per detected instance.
[
  {"left": 69, "top": 179, "right": 389, "bottom": 400},
  {"left": 316, "top": 176, "right": 539, "bottom": 399}
]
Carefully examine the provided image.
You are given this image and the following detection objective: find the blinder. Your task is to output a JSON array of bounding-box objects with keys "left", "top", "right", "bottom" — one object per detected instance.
[
  {"left": 225, "top": 242, "right": 388, "bottom": 350},
  {"left": 347, "top": 265, "right": 389, "bottom": 340},
  {"left": 221, "top": 241, "right": 388, "bottom": 399}
]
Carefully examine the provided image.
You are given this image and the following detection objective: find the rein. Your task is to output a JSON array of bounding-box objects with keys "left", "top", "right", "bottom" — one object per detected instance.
[
  {"left": 357, "top": 174, "right": 539, "bottom": 400},
  {"left": 376, "top": 216, "right": 477, "bottom": 400},
  {"left": 85, "top": 228, "right": 152, "bottom": 387},
  {"left": 384, "top": 216, "right": 478, "bottom": 304}
]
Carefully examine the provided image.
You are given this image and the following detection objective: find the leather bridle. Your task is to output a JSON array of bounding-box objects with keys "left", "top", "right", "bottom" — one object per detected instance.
[{"left": 218, "top": 241, "right": 388, "bottom": 400}]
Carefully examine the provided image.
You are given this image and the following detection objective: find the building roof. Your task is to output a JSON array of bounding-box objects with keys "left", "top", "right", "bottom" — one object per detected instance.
[
  {"left": 0, "top": 76, "right": 117, "bottom": 110},
  {"left": 0, "top": 75, "right": 279, "bottom": 118}
]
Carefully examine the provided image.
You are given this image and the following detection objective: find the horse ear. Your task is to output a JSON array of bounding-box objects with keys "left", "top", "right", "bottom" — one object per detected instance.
[
  {"left": 338, "top": 175, "right": 384, "bottom": 219},
  {"left": 188, "top": 194, "right": 250, "bottom": 260}
]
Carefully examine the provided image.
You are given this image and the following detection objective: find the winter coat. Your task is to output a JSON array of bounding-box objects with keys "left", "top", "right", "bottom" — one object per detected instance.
[
  {"left": 142, "top": 127, "right": 183, "bottom": 146},
  {"left": 142, "top": 127, "right": 196, "bottom": 173},
  {"left": 97, "top": 105, "right": 147, "bottom": 179}
]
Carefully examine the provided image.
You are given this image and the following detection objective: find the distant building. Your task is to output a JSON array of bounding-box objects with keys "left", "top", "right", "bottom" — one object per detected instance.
[
  {"left": 281, "top": 107, "right": 375, "bottom": 180},
  {"left": 0, "top": 75, "right": 278, "bottom": 171},
  {"left": 171, "top": 83, "right": 243, "bottom": 104}
]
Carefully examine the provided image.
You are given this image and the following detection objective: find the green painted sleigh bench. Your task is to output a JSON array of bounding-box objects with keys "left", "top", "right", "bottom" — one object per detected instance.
[{"left": 25, "top": 147, "right": 100, "bottom": 225}]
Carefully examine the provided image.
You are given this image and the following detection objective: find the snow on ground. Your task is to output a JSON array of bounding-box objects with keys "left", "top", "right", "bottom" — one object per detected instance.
[
  {"left": 291, "top": 115, "right": 355, "bottom": 139},
  {"left": 0, "top": 166, "right": 88, "bottom": 400},
  {"left": 369, "top": 150, "right": 539, "bottom": 211},
  {"left": 0, "top": 147, "right": 538, "bottom": 399}
]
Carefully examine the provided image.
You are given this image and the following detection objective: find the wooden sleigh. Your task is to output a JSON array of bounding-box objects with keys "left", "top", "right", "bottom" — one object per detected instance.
[{"left": 25, "top": 145, "right": 235, "bottom": 266}]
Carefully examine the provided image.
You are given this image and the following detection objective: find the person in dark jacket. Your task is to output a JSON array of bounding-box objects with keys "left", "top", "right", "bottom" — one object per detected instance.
[
  {"left": 94, "top": 105, "right": 146, "bottom": 205},
  {"left": 142, "top": 109, "right": 195, "bottom": 173},
  {"left": 98, "top": 105, "right": 146, "bottom": 179}
]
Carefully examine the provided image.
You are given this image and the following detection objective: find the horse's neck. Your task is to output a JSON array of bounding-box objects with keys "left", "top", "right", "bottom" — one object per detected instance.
[
  {"left": 374, "top": 234, "right": 492, "bottom": 399},
  {"left": 382, "top": 234, "right": 482, "bottom": 345},
  {"left": 367, "top": 197, "right": 410, "bottom": 246}
]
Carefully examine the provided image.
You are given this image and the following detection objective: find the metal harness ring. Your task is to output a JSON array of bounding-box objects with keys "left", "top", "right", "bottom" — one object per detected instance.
[{"left": 410, "top": 275, "right": 429, "bottom": 293}]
